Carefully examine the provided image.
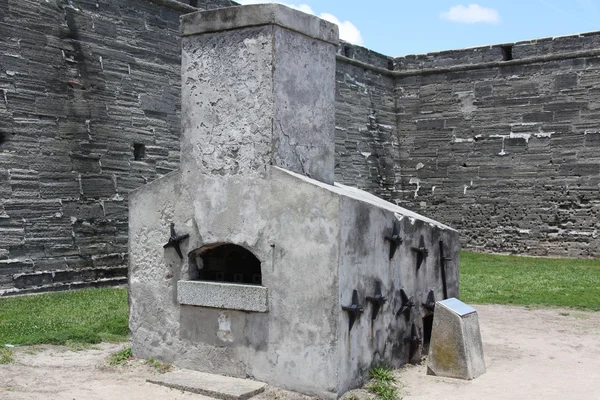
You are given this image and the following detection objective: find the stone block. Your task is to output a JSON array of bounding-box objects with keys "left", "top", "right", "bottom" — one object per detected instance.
[
  {"left": 178, "top": 280, "right": 268, "bottom": 312},
  {"left": 147, "top": 370, "right": 266, "bottom": 400},
  {"left": 427, "top": 298, "right": 485, "bottom": 380}
]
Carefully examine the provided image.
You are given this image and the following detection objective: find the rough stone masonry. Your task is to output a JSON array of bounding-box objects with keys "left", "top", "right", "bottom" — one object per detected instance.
[
  {"left": 128, "top": 4, "right": 458, "bottom": 397},
  {"left": 1, "top": 0, "right": 600, "bottom": 295}
]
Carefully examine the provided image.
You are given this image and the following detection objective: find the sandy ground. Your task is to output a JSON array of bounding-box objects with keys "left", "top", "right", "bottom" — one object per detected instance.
[
  {"left": 396, "top": 304, "right": 600, "bottom": 400},
  {"left": 0, "top": 304, "right": 599, "bottom": 400}
]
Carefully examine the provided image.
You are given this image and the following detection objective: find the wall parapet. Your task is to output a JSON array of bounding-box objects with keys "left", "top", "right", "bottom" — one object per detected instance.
[
  {"left": 395, "top": 30, "right": 600, "bottom": 70},
  {"left": 337, "top": 31, "right": 600, "bottom": 78}
]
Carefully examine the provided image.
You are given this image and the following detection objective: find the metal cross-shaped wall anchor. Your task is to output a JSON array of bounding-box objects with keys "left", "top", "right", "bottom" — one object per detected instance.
[
  {"left": 384, "top": 221, "right": 403, "bottom": 259},
  {"left": 366, "top": 281, "right": 387, "bottom": 321},
  {"left": 342, "top": 289, "right": 364, "bottom": 331},
  {"left": 439, "top": 241, "right": 452, "bottom": 299},
  {"left": 396, "top": 288, "right": 415, "bottom": 321},
  {"left": 411, "top": 235, "right": 429, "bottom": 270},
  {"left": 404, "top": 323, "right": 421, "bottom": 362},
  {"left": 422, "top": 289, "right": 436, "bottom": 313},
  {"left": 163, "top": 222, "right": 190, "bottom": 259}
]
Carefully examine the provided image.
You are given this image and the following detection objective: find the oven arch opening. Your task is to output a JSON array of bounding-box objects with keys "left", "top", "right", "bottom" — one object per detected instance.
[{"left": 188, "top": 243, "right": 262, "bottom": 285}]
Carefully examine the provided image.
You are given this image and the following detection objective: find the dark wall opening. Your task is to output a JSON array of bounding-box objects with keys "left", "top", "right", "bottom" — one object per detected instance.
[
  {"left": 190, "top": 244, "right": 262, "bottom": 285},
  {"left": 423, "top": 314, "right": 434, "bottom": 346},
  {"left": 501, "top": 45, "right": 513, "bottom": 61},
  {"left": 133, "top": 143, "right": 146, "bottom": 160}
]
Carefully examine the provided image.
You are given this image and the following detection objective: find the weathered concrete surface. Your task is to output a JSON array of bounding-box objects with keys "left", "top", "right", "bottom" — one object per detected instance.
[
  {"left": 427, "top": 299, "right": 485, "bottom": 380},
  {"left": 130, "top": 10, "right": 344, "bottom": 396},
  {"left": 130, "top": 5, "right": 460, "bottom": 397},
  {"left": 178, "top": 280, "right": 268, "bottom": 312},
  {"left": 147, "top": 370, "right": 266, "bottom": 400},
  {"left": 180, "top": 4, "right": 338, "bottom": 184},
  {"left": 129, "top": 167, "right": 342, "bottom": 397},
  {"left": 181, "top": 3, "right": 338, "bottom": 45},
  {"left": 129, "top": 164, "right": 459, "bottom": 397},
  {"left": 337, "top": 194, "right": 459, "bottom": 394}
]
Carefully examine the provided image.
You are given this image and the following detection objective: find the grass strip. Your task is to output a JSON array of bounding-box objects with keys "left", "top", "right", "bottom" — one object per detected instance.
[
  {"left": 0, "top": 288, "right": 128, "bottom": 346},
  {"left": 460, "top": 250, "right": 600, "bottom": 311}
]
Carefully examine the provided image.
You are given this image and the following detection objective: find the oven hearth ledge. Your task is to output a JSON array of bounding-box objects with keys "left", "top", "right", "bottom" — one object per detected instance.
[{"left": 177, "top": 280, "right": 268, "bottom": 312}]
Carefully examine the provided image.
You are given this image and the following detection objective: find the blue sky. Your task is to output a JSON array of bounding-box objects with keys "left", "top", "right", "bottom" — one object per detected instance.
[{"left": 238, "top": 1, "right": 600, "bottom": 56}]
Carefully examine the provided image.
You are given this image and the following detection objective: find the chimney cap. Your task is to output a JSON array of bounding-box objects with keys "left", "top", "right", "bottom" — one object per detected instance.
[{"left": 180, "top": 3, "right": 339, "bottom": 46}]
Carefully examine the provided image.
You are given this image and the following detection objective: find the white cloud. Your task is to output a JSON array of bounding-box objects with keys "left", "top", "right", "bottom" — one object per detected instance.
[
  {"left": 235, "top": 1, "right": 364, "bottom": 45},
  {"left": 440, "top": 4, "right": 501, "bottom": 24}
]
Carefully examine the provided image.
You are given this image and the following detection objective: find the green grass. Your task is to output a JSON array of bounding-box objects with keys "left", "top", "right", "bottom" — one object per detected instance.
[
  {"left": 367, "top": 365, "right": 400, "bottom": 400},
  {"left": 0, "top": 288, "right": 128, "bottom": 346},
  {"left": 460, "top": 251, "right": 600, "bottom": 311}
]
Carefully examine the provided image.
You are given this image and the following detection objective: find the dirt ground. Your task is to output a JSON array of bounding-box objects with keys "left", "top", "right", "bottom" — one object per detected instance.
[{"left": 1, "top": 304, "right": 599, "bottom": 400}]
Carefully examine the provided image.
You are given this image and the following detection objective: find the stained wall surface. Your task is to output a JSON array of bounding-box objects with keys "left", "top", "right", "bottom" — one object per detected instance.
[
  {"left": 0, "top": 0, "right": 233, "bottom": 294},
  {"left": 336, "top": 34, "right": 600, "bottom": 258},
  {"left": 392, "top": 35, "right": 600, "bottom": 257}
]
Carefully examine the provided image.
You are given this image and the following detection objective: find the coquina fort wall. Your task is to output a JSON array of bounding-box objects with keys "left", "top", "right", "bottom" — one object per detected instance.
[{"left": 1, "top": 0, "right": 599, "bottom": 294}]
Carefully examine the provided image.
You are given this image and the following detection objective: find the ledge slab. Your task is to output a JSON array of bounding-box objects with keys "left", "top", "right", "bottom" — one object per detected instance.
[
  {"left": 147, "top": 370, "right": 266, "bottom": 400},
  {"left": 177, "top": 280, "right": 268, "bottom": 312}
]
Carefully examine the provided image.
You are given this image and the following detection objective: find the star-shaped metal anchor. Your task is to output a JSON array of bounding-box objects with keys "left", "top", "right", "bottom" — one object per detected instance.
[
  {"left": 422, "top": 289, "right": 436, "bottom": 313},
  {"left": 411, "top": 235, "right": 429, "bottom": 270},
  {"left": 163, "top": 222, "right": 189, "bottom": 259},
  {"left": 342, "top": 289, "right": 364, "bottom": 331},
  {"left": 366, "top": 282, "right": 387, "bottom": 321},
  {"left": 404, "top": 323, "right": 422, "bottom": 362},
  {"left": 384, "top": 221, "right": 403, "bottom": 259},
  {"left": 396, "top": 288, "right": 415, "bottom": 321}
]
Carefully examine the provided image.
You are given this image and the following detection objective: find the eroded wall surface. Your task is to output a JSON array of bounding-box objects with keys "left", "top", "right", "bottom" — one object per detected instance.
[
  {"left": 392, "top": 35, "right": 600, "bottom": 257},
  {"left": 334, "top": 44, "right": 400, "bottom": 202},
  {"left": 0, "top": 0, "right": 233, "bottom": 294},
  {"left": 335, "top": 34, "right": 600, "bottom": 257}
]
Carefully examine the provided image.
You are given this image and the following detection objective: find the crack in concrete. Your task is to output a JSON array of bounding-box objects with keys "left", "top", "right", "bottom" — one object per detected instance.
[{"left": 278, "top": 121, "right": 308, "bottom": 177}]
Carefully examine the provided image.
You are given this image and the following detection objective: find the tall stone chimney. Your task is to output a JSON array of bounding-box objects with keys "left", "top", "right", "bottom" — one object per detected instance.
[{"left": 179, "top": 4, "right": 339, "bottom": 184}]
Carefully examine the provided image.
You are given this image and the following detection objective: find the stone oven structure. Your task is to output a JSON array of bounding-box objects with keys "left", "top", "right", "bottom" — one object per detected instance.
[{"left": 129, "top": 4, "right": 459, "bottom": 398}]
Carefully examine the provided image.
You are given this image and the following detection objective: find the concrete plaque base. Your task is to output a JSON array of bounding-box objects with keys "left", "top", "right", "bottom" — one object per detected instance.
[{"left": 427, "top": 298, "right": 486, "bottom": 380}]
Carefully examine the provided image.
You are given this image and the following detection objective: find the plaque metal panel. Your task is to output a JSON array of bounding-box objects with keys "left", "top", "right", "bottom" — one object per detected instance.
[{"left": 439, "top": 298, "right": 476, "bottom": 317}]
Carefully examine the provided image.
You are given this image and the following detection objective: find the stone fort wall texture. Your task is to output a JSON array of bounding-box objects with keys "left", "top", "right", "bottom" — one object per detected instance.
[{"left": 1, "top": 0, "right": 599, "bottom": 294}]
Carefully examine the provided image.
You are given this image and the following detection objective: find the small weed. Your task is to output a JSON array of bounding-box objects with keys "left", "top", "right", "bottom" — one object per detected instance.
[
  {"left": 369, "top": 365, "right": 395, "bottom": 383},
  {"left": 145, "top": 357, "right": 173, "bottom": 373},
  {"left": 0, "top": 347, "right": 14, "bottom": 364},
  {"left": 559, "top": 312, "right": 569, "bottom": 316},
  {"left": 367, "top": 365, "right": 400, "bottom": 400},
  {"left": 109, "top": 347, "right": 133, "bottom": 366}
]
